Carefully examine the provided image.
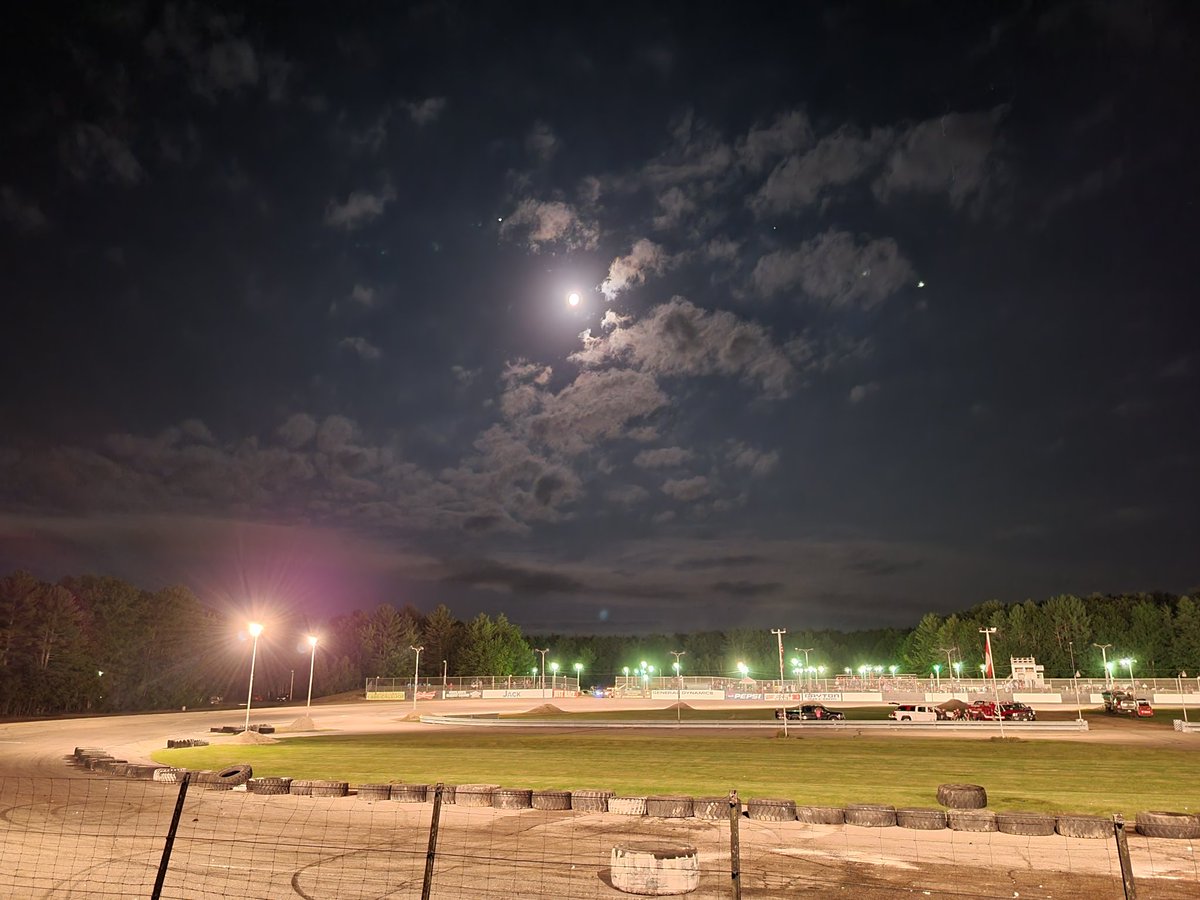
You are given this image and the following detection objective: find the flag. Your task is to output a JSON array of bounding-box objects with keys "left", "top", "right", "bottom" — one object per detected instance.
[{"left": 983, "top": 632, "right": 995, "bottom": 679}]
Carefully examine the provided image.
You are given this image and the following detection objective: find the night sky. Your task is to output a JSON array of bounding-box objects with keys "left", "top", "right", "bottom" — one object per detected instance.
[{"left": 2, "top": 1, "right": 1198, "bottom": 632}]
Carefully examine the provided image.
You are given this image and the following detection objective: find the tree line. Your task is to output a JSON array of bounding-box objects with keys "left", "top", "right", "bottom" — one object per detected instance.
[{"left": 2, "top": 569, "right": 1197, "bottom": 717}]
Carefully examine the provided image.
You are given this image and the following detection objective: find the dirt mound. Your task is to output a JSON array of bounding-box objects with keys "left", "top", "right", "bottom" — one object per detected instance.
[
  {"left": 667, "top": 702, "right": 694, "bottom": 711},
  {"left": 234, "top": 730, "right": 278, "bottom": 745},
  {"left": 525, "top": 704, "right": 565, "bottom": 715}
]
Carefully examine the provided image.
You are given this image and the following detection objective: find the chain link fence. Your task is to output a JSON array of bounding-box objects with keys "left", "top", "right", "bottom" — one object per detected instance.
[{"left": 1, "top": 766, "right": 1197, "bottom": 898}]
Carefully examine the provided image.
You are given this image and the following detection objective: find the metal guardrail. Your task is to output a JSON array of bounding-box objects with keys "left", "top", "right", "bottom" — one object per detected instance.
[{"left": 419, "top": 715, "right": 1089, "bottom": 731}]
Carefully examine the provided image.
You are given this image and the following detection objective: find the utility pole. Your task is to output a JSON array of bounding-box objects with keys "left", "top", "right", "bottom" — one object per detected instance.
[
  {"left": 1093, "top": 643, "right": 1113, "bottom": 687},
  {"left": 936, "top": 647, "right": 957, "bottom": 684},
  {"left": 534, "top": 648, "right": 549, "bottom": 696},
  {"left": 410, "top": 646, "right": 423, "bottom": 714},
  {"left": 771, "top": 629, "right": 787, "bottom": 737},
  {"left": 669, "top": 650, "right": 686, "bottom": 725},
  {"left": 979, "top": 627, "right": 1003, "bottom": 737},
  {"left": 1068, "top": 641, "right": 1082, "bottom": 722}
]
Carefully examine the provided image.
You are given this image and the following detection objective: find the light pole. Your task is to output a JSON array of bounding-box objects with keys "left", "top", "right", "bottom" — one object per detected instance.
[
  {"left": 1093, "top": 643, "right": 1113, "bottom": 686},
  {"left": 622, "top": 666, "right": 630, "bottom": 692},
  {"left": 442, "top": 659, "right": 448, "bottom": 691},
  {"left": 1181, "top": 671, "right": 1189, "bottom": 724},
  {"left": 1120, "top": 657, "right": 1135, "bottom": 688},
  {"left": 534, "top": 648, "right": 549, "bottom": 696},
  {"left": 243, "top": 622, "right": 263, "bottom": 734},
  {"left": 933, "top": 663, "right": 941, "bottom": 689},
  {"left": 305, "top": 635, "right": 318, "bottom": 716},
  {"left": 795, "top": 647, "right": 814, "bottom": 686},
  {"left": 410, "top": 645, "right": 423, "bottom": 713},
  {"left": 936, "top": 647, "right": 956, "bottom": 682},
  {"left": 574, "top": 662, "right": 583, "bottom": 693},
  {"left": 1068, "top": 639, "right": 1082, "bottom": 723},
  {"left": 550, "top": 661, "right": 559, "bottom": 695},
  {"left": 670, "top": 650, "right": 686, "bottom": 725}
]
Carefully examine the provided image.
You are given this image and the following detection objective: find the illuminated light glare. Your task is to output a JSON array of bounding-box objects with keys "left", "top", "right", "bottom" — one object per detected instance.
[
  {"left": 567, "top": 291, "right": 581, "bottom": 307},
  {"left": 917, "top": 280, "right": 926, "bottom": 288}
]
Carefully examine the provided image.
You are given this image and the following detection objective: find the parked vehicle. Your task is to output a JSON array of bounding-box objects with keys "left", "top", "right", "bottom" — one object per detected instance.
[
  {"left": 775, "top": 704, "right": 846, "bottom": 721},
  {"left": 1102, "top": 690, "right": 1139, "bottom": 715},
  {"left": 1136, "top": 699, "right": 1154, "bottom": 717},
  {"left": 966, "top": 700, "right": 1037, "bottom": 721},
  {"left": 888, "top": 704, "right": 941, "bottom": 722}
]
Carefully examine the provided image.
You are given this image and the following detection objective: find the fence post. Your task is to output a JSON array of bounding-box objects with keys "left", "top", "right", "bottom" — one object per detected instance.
[
  {"left": 727, "top": 788, "right": 741, "bottom": 900},
  {"left": 421, "top": 782, "right": 445, "bottom": 900},
  {"left": 151, "top": 771, "right": 191, "bottom": 900},
  {"left": 1112, "top": 814, "right": 1137, "bottom": 899}
]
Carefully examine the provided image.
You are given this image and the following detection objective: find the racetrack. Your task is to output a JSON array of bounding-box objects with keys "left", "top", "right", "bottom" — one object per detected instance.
[{"left": 1, "top": 698, "right": 1197, "bottom": 898}]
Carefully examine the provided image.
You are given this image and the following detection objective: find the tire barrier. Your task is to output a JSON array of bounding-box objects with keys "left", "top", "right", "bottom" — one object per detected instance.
[
  {"left": 125, "top": 764, "right": 160, "bottom": 780},
  {"left": 166, "top": 739, "right": 209, "bottom": 748},
  {"left": 289, "top": 779, "right": 316, "bottom": 796},
  {"left": 611, "top": 843, "right": 700, "bottom": 896},
  {"left": 646, "top": 795, "right": 694, "bottom": 818},
  {"left": 694, "top": 797, "right": 727, "bottom": 820},
  {"left": 493, "top": 788, "right": 533, "bottom": 810},
  {"left": 747, "top": 798, "right": 797, "bottom": 822},
  {"left": 609, "top": 796, "right": 648, "bottom": 816},
  {"left": 937, "top": 783, "right": 987, "bottom": 809},
  {"left": 1055, "top": 814, "right": 1112, "bottom": 839},
  {"left": 440, "top": 784, "right": 456, "bottom": 804},
  {"left": 390, "top": 783, "right": 429, "bottom": 803},
  {"left": 571, "top": 789, "right": 614, "bottom": 813},
  {"left": 896, "top": 807, "right": 947, "bottom": 830},
  {"left": 355, "top": 783, "right": 392, "bottom": 801},
  {"left": 531, "top": 789, "right": 572, "bottom": 811},
  {"left": 844, "top": 804, "right": 896, "bottom": 828},
  {"left": 1135, "top": 811, "right": 1200, "bottom": 839},
  {"left": 948, "top": 809, "right": 998, "bottom": 832},
  {"left": 152, "top": 767, "right": 187, "bottom": 784},
  {"left": 996, "top": 812, "right": 1057, "bottom": 836},
  {"left": 309, "top": 780, "right": 349, "bottom": 798},
  {"left": 456, "top": 784, "right": 499, "bottom": 808},
  {"left": 193, "top": 771, "right": 232, "bottom": 791},
  {"left": 85, "top": 756, "right": 114, "bottom": 771},
  {"left": 249, "top": 777, "right": 292, "bottom": 796},
  {"left": 212, "top": 764, "right": 252, "bottom": 788},
  {"left": 795, "top": 805, "right": 845, "bottom": 825}
]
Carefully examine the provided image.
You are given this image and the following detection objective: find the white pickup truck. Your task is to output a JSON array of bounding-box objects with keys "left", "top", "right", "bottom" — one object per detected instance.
[{"left": 887, "top": 704, "right": 942, "bottom": 722}]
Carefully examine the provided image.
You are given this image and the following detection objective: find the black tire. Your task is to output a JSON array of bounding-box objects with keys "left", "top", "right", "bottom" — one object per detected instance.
[
  {"left": 844, "top": 804, "right": 896, "bottom": 827},
  {"left": 996, "top": 813, "right": 1056, "bottom": 836},
  {"left": 1055, "top": 814, "right": 1111, "bottom": 839},
  {"left": 747, "top": 798, "right": 797, "bottom": 822},
  {"left": 646, "top": 795, "right": 694, "bottom": 818},
  {"left": 571, "top": 789, "right": 613, "bottom": 813},
  {"left": 796, "top": 805, "right": 845, "bottom": 825},
  {"left": 1135, "top": 811, "right": 1200, "bottom": 839},
  {"left": 493, "top": 787, "right": 533, "bottom": 810},
  {"left": 531, "top": 789, "right": 572, "bottom": 811},
  {"left": 214, "top": 764, "right": 252, "bottom": 788},
  {"left": 85, "top": 756, "right": 114, "bottom": 770},
  {"left": 309, "top": 780, "right": 349, "bottom": 798},
  {"left": 356, "top": 783, "right": 392, "bottom": 801},
  {"left": 289, "top": 779, "right": 316, "bottom": 796},
  {"left": 456, "top": 783, "right": 499, "bottom": 808},
  {"left": 694, "top": 797, "right": 727, "bottom": 820},
  {"left": 937, "top": 783, "right": 988, "bottom": 809},
  {"left": 438, "top": 784, "right": 456, "bottom": 805},
  {"left": 896, "top": 807, "right": 947, "bottom": 830},
  {"left": 900, "top": 716, "right": 911, "bottom": 721},
  {"left": 249, "top": 777, "right": 292, "bottom": 796},
  {"left": 152, "top": 767, "right": 186, "bottom": 784},
  {"left": 948, "top": 809, "right": 997, "bottom": 832},
  {"left": 125, "top": 764, "right": 158, "bottom": 779},
  {"left": 391, "top": 783, "right": 429, "bottom": 803}
]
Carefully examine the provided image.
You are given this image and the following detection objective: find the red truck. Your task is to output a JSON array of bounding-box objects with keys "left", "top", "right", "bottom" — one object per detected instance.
[{"left": 964, "top": 700, "right": 1037, "bottom": 721}]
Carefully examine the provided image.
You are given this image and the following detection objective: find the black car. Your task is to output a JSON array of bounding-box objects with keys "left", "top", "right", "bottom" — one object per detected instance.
[{"left": 774, "top": 704, "right": 846, "bottom": 721}]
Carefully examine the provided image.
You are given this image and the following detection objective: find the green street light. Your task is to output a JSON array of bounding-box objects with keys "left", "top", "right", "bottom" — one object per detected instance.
[{"left": 737, "top": 661, "right": 749, "bottom": 677}]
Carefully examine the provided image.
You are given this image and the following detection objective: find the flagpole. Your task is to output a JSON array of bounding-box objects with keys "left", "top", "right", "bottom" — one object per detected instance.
[{"left": 980, "top": 627, "right": 1004, "bottom": 737}]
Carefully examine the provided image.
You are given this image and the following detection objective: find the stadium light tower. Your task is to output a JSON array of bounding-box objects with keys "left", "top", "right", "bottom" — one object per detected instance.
[
  {"left": 243, "top": 622, "right": 263, "bottom": 735},
  {"left": 1120, "top": 657, "right": 1135, "bottom": 687},
  {"left": 670, "top": 650, "right": 686, "bottom": 725},
  {"left": 1093, "top": 643, "right": 1113, "bottom": 686},
  {"left": 534, "top": 648, "right": 549, "bottom": 693}
]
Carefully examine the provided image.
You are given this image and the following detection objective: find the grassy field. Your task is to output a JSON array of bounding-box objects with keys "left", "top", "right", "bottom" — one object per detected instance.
[{"left": 153, "top": 729, "right": 1199, "bottom": 816}]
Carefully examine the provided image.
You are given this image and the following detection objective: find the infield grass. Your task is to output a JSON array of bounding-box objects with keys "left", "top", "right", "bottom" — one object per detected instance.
[{"left": 153, "top": 729, "right": 1199, "bottom": 816}]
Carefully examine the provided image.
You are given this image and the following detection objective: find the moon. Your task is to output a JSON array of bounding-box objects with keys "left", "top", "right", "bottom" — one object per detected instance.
[{"left": 567, "top": 291, "right": 581, "bottom": 307}]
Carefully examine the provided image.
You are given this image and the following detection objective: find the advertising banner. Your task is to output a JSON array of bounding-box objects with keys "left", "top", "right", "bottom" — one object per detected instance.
[
  {"left": 728, "top": 692, "right": 764, "bottom": 701},
  {"left": 365, "top": 691, "right": 406, "bottom": 700},
  {"left": 415, "top": 690, "right": 438, "bottom": 700},
  {"left": 480, "top": 689, "right": 554, "bottom": 699},
  {"left": 766, "top": 692, "right": 844, "bottom": 702},
  {"left": 650, "top": 689, "right": 726, "bottom": 700},
  {"left": 445, "top": 690, "right": 484, "bottom": 699}
]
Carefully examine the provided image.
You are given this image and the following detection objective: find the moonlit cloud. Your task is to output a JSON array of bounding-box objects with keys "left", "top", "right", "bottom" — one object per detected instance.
[
  {"left": 324, "top": 183, "right": 396, "bottom": 229},
  {"left": 752, "top": 230, "right": 913, "bottom": 309},
  {"left": 600, "top": 239, "right": 673, "bottom": 300},
  {"left": 499, "top": 198, "right": 599, "bottom": 251}
]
